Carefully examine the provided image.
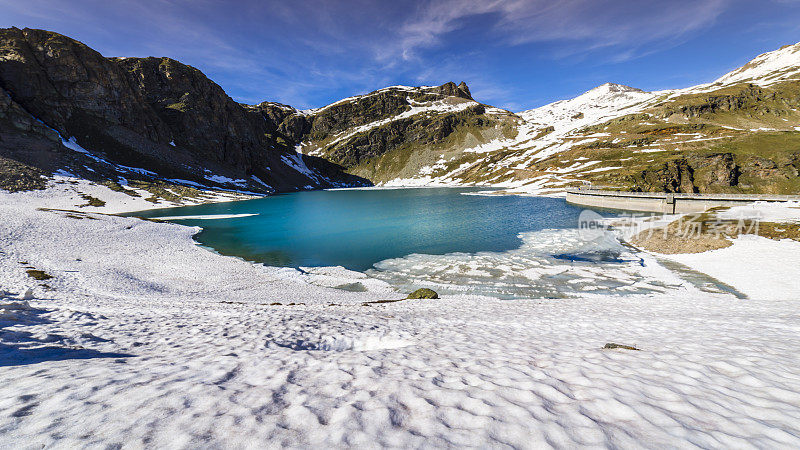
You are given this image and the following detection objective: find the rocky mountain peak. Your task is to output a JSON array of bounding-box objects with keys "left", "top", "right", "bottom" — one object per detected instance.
[
  {"left": 431, "top": 81, "right": 473, "bottom": 100},
  {"left": 457, "top": 81, "right": 471, "bottom": 98}
]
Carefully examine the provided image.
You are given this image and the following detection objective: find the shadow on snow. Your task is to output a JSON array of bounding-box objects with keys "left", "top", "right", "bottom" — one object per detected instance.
[{"left": 0, "top": 297, "right": 132, "bottom": 367}]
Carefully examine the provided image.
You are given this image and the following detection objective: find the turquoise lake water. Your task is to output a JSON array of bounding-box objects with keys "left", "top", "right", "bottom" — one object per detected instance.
[
  {"left": 131, "top": 188, "right": 609, "bottom": 271},
  {"left": 129, "top": 188, "right": 739, "bottom": 298}
]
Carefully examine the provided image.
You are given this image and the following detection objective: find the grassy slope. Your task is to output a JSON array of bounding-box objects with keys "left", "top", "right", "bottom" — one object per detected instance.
[{"left": 523, "top": 81, "right": 800, "bottom": 194}]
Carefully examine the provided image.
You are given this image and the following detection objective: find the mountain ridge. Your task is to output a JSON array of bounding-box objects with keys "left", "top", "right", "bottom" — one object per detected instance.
[
  {"left": 384, "top": 40, "right": 800, "bottom": 194},
  {"left": 2, "top": 27, "right": 799, "bottom": 199},
  {"left": 0, "top": 27, "right": 367, "bottom": 198},
  {"left": 298, "top": 40, "right": 799, "bottom": 192}
]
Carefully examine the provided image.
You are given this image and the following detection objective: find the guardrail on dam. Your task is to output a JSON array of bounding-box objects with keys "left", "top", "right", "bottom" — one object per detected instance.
[{"left": 565, "top": 189, "right": 800, "bottom": 213}]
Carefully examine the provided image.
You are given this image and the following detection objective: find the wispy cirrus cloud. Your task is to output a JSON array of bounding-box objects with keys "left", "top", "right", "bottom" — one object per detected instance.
[
  {"left": 3, "top": 0, "right": 794, "bottom": 111},
  {"left": 394, "top": 0, "right": 730, "bottom": 61}
]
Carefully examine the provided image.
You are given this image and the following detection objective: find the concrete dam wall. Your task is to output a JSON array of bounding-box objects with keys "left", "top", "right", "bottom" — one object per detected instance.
[{"left": 566, "top": 189, "right": 800, "bottom": 214}]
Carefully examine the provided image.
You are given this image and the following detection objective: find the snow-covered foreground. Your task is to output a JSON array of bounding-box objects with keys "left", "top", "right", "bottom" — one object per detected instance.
[
  {"left": 663, "top": 235, "right": 800, "bottom": 301},
  {"left": 5, "top": 291, "right": 800, "bottom": 448},
  {"left": 2, "top": 184, "right": 800, "bottom": 448}
]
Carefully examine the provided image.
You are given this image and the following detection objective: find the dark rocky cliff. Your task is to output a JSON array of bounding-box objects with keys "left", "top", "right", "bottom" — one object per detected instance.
[
  {"left": 626, "top": 152, "right": 799, "bottom": 194},
  {"left": 0, "top": 27, "right": 366, "bottom": 193}
]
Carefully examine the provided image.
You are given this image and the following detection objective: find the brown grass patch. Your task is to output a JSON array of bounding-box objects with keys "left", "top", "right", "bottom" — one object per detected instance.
[{"left": 630, "top": 209, "right": 800, "bottom": 254}]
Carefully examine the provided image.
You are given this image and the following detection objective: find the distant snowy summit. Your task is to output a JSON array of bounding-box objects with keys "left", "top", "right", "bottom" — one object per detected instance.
[
  {"left": 523, "top": 41, "right": 800, "bottom": 123},
  {"left": 571, "top": 82, "right": 646, "bottom": 102}
]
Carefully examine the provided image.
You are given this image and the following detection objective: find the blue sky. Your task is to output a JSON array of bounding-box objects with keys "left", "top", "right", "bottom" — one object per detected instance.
[{"left": 2, "top": 0, "right": 799, "bottom": 111}]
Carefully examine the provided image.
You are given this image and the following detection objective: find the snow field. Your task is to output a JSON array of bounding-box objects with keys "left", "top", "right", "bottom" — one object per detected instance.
[
  {"left": 3, "top": 289, "right": 800, "bottom": 447},
  {"left": 2, "top": 178, "right": 800, "bottom": 447}
]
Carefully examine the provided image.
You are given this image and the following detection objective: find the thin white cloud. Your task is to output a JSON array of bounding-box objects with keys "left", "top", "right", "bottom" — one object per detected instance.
[
  {"left": 396, "top": 0, "right": 730, "bottom": 61},
  {"left": 0, "top": 0, "right": 753, "bottom": 110}
]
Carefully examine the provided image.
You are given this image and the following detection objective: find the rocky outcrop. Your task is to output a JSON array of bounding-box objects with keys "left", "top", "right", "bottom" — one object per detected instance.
[
  {"left": 658, "top": 83, "right": 800, "bottom": 120},
  {"left": 633, "top": 159, "right": 696, "bottom": 193},
  {"left": 630, "top": 152, "right": 800, "bottom": 193},
  {"left": 0, "top": 86, "right": 59, "bottom": 142},
  {"left": 286, "top": 82, "right": 516, "bottom": 182},
  {"left": 0, "top": 28, "right": 166, "bottom": 142},
  {"left": 326, "top": 104, "right": 489, "bottom": 168},
  {"left": 115, "top": 57, "right": 276, "bottom": 170},
  {"left": 242, "top": 79, "right": 513, "bottom": 183},
  {"left": 304, "top": 83, "right": 475, "bottom": 141},
  {"left": 675, "top": 85, "right": 764, "bottom": 117},
  {"left": 689, "top": 153, "right": 739, "bottom": 190},
  {"left": 0, "top": 27, "right": 365, "bottom": 193},
  {"left": 0, "top": 156, "right": 47, "bottom": 191},
  {"left": 247, "top": 102, "right": 309, "bottom": 144},
  {"left": 434, "top": 81, "right": 472, "bottom": 100},
  {"left": 0, "top": 85, "right": 69, "bottom": 191},
  {"left": 742, "top": 155, "right": 800, "bottom": 180}
]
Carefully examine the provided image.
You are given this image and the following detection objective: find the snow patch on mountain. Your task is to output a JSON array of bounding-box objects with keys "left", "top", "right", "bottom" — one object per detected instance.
[
  {"left": 203, "top": 174, "right": 248, "bottom": 187},
  {"left": 714, "top": 42, "right": 800, "bottom": 86},
  {"left": 305, "top": 98, "right": 478, "bottom": 152},
  {"left": 280, "top": 153, "right": 322, "bottom": 182},
  {"left": 520, "top": 83, "right": 654, "bottom": 131},
  {"left": 301, "top": 85, "right": 440, "bottom": 116}
]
